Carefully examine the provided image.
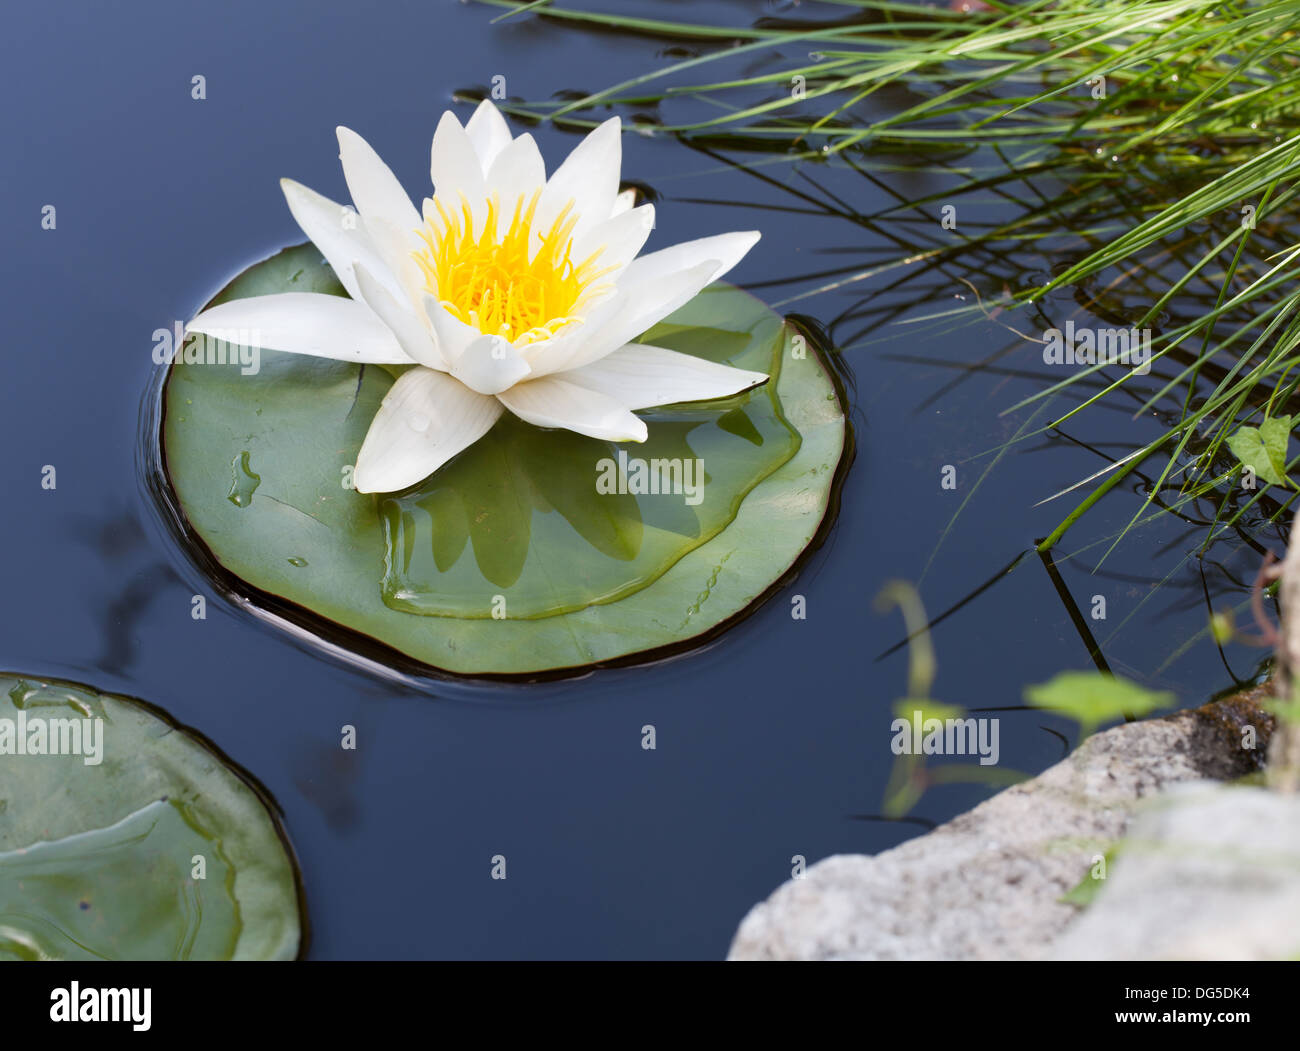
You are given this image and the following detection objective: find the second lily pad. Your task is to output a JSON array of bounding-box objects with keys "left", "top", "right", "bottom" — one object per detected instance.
[{"left": 0, "top": 674, "right": 303, "bottom": 960}]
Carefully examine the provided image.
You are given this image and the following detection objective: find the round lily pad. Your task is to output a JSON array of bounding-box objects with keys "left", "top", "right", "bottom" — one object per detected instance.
[
  {"left": 157, "top": 244, "right": 848, "bottom": 677},
  {"left": 0, "top": 675, "right": 304, "bottom": 960}
]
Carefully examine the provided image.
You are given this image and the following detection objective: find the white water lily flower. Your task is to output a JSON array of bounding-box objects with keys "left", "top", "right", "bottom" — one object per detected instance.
[{"left": 187, "top": 100, "right": 768, "bottom": 493}]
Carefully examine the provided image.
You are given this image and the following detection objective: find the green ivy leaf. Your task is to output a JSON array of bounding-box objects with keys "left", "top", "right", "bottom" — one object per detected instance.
[{"left": 1226, "top": 414, "right": 1294, "bottom": 488}]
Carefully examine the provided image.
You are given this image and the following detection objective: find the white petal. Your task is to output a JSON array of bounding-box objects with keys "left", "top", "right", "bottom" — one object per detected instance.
[
  {"left": 561, "top": 343, "right": 768, "bottom": 409},
  {"left": 516, "top": 287, "right": 627, "bottom": 377},
  {"left": 335, "top": 127, "right": 422, "bottom": 242},
  {"left": 422, "top": 297, "right": 531, "bottom": 392},
  {"left": 354, "top": 368, "right": 503, "bottom": 493},
  {"left": 532, "top": 116, "right": 621, "bottom": 252},
  {"left": 484, "top": 133, "right": 547, "bottom": 231},
  {"left": 364, "top": 214, "right": 434, "bottom": 317},
  {"left": 546, "top": 258, "right": 722, "bottom": 375},
  {"left": 430, "top": 111, "right": 488, "bottom": 234},
  {"left": 464, "top": 99, "right": 513, "bottom": 174},
  {"left": 280, "top": 179, "right": 401, "bottom": 303},
  {"left": 354, "top": 264, "right": 446, "bottom": 371},
  {"left": 448, "top": 334, "right": 532, "bottom": 396},
  {"left": 571, "top": 203, "right": 655, "bottom": 277},
  {"left": 187, "top": 293, "right": 411, "bottom": 364},
  {"left": 497, "top": 376, "right": 647, "bottom": 442},
  {"left": 624, "top": 230, "right": 759, "bottom": 286},
  {"left": 616, "top": 257, "right": 723, "bottom": 333},
  {"left": 420, "top": 294, "right": 528, "bottom": 394},
  {"left": 422, "top": 298, "right": 481, "bottom": 365},
  {"left": 609, "top": 187, "right": 637, "bottom": 217}
]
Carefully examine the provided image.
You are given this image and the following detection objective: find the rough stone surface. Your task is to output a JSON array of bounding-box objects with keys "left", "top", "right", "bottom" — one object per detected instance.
[
  {"left": 1047, "top": 781, "right": 1300, "bottom": 960},
  {"left": 728, "top": 694, "right": 1276, "bottom": 961},
  {"left": 1271, "top": 541, "right": 1300, "bottom": 787}
]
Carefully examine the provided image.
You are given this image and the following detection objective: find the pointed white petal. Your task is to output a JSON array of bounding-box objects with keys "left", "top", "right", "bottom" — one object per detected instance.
[
  {"left": 363, "top": 214, "right": 434, "bottom": 316},
  {"left": 484, "top": 133, "right": 546, "bottom": 230},
  {"left": 430, "top": 111, "right": 487, "bottom": 234},
  {"left": 571, "top": 203, "right": 655, "bottom": 277},
  {"left": 624, "top": 230, "right": 759, "bottom": 286},
  {"left": 422, "top": 298, "right": 480, "bottom": 365},
  {"left": 187, "top": 293, "right": 411, "bottom": 364},
  {"left": 280, "top": 179, "right": 401, "bottom": 303},
  {"left": 448, "top": 334, "right": 531, "bottom": 395},
  {"left": 516, "top": 287, "right": 627, "bottom": 378},
  {"left": 533, "top": 116, "right": 621, "bottom": 251},
  {"left": 421, "top": 294, "right": 529, "bottom": 395},
  {"left": 335, "top": 127, "right": 422, "bottom": 241},
  {"left": 617, "top": 257, "right": 723, "bottom": 333},
  {"left": 560, "top": 342, "right": 768, "bottom": 409},
  {"left": 464, "top": 99, "right": 513, "bottom": 174},
  {"left": 354, "top": 264, "right": 446, "bottom": 371},
  {"left": 497, "top": 376, "right": 647, "bottom": 442},
  {"left": 547, "top": 258, "right": 722, "bottom": 375},
  {"left": 353, "top": 368, "right": 503, "bottom": 493},
  {"left": 609, "top": 187, "right": 638, "bottom": 217}
]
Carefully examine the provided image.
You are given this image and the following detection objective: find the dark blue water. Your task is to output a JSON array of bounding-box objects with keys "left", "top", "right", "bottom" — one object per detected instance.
[{"left": 1, "top": 0, "right": 1271, "bottom": 958}]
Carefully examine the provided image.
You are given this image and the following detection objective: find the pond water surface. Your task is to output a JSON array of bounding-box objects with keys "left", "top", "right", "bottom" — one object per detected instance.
[{"left": 1, "top": 0, "right": 1273, "bottom": 957}]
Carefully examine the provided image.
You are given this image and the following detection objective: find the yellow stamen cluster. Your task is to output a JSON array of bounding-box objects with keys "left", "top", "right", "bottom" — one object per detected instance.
[{"left": 414, "top": 190, "right": 610, "bottom": 346}]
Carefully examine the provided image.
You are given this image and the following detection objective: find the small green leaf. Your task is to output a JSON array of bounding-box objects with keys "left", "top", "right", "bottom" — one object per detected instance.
[
  {"left": 1059, "top": 847, "right": 1118, "bottom": 907},
  {"left": 1266, "top": 688, "right": 1300, "bottom": 727},
  {"left": 1024, "top": 671, "right": 1173, "bottom": 732},
  {"left": 1226, "top": 414, "right": 1294, "bottom": 487}
]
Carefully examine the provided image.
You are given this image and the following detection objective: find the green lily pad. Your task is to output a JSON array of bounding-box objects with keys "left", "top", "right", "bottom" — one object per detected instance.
[
  {"left": 0, "top": 675, "right": 303, "bottom": 960},
  {"left": 159, "top": 243, "right": 848, "bottom": 676}
]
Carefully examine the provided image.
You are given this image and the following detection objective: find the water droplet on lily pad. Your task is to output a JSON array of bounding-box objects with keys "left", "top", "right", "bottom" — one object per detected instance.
[{"left": 226, "top": 450, "right": 260, "bottom": 507}]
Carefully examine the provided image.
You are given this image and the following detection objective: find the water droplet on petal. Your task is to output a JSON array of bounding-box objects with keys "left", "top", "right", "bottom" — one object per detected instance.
[{"left": 408, "top": 412, "right": 431, "bottom": 434}]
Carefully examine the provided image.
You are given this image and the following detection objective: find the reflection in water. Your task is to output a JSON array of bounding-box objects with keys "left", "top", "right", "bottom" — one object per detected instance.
[
  {"left": 292, "top": 739, "right": 363, "bottom": 834},
  {"left": 651, "top": 132, "right": 1291, "bottom": 685},
  {"left": 65, "top": 510, "right": 185, "bottom": 675}
]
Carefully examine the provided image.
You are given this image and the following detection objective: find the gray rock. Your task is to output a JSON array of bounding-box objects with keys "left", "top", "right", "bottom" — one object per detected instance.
[
  {"left": 1047, "top": 782, "right": 1300, "bottom": 960},
  {"left": 728, "top": 694, "right": 1276, "bottom": 960}
]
